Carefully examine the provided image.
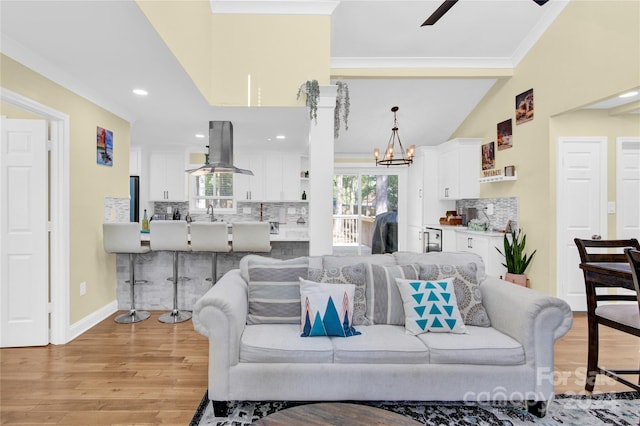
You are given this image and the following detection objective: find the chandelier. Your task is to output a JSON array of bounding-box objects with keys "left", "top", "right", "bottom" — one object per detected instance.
[{"left": 374, "top": 106, "right": 415, "bottom": 167}]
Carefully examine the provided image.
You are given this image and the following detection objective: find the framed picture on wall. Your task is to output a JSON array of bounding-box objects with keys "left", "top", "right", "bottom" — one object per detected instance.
[
  {"left": 97, "top": 126, "right": 113, "bottom": 166},
  {"left": 497, "top": 119, "right": 513, "bottom": 150},
  {"left": 482, "top": 141, "right": 495, "bottom": 170},
  {"left": 515, "top": 88, "right": 534, "bottom": 124}
]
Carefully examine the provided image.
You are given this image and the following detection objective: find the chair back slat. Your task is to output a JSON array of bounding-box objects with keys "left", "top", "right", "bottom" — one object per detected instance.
[{"left": 574, "top": 238, "right": 640, "bottom": 263}]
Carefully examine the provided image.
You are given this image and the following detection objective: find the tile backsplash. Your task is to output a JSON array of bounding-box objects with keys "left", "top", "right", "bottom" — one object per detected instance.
[
  {"left": 153, "top": 201, "right": 309, "bottom": 224},
  {"left": 456, "top": 197, "right": 518, "bottom": 231}
]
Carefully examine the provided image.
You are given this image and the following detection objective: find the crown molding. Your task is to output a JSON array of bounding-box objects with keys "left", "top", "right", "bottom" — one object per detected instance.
[
  {"left": 331, "top": 56, "right": 514, "bottom": 69},
  {"left": 210, "top": 0, "right": 339, "bottom": 15},
  {"left": 511, "top": 0, "right": 569, "bottom": 67},
  {"left": 0, "top": 35, "right": 135, "bottom": 123}
]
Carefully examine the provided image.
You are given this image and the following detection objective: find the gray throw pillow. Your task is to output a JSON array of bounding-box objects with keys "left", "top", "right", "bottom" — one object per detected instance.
[
  {"left": 314, "top": 263, "right": 369, "bottom": 326},
  {"left": 419, "top": 263, "right": 491, "bottom": 327},
  {"left": 364, "top": 263, "right": 420, "bottom": 325},
  {"left": 247, "top": 258, "right": 309, "bottom": 324}
]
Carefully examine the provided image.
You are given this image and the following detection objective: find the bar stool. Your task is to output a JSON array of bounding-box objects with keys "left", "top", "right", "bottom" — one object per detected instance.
[
  {"left": 149, "top": 220, "right": 192, "bottom": 323},
  {"left": 103, "top": 222, "right": 151, "bottom": 324},
  {"left": 231, "top": 222, "right": 272, "bottom": 253},
  {"left": 189, "top": 222, "right": 231, "bottom": 284}
]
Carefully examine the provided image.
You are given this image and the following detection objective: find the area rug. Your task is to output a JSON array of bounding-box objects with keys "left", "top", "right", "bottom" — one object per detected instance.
[{"left": 191, "top": 391, "right": 639, "bottom": 425}]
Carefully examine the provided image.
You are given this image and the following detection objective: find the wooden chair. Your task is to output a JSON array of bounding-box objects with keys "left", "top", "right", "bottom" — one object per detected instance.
[{"left": 574, "top": 238, "right": 640, "bottom": 391}]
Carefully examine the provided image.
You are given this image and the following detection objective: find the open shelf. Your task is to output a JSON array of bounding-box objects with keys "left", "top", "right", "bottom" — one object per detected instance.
[{"left": 479, "top": 171, "right": 518, "bottom": 184}]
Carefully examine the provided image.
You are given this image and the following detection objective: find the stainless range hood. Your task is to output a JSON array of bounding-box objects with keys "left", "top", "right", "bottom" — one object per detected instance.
[{"left": 186, "top": 121, "right": 253, "bottom": 176}]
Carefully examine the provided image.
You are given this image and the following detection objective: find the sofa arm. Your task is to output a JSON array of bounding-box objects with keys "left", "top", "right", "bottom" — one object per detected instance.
[
  {"left": 193, "top": 269, "right": 248, "bottom": 366},
  {"left": 480, "top": 277, "right": 573, "bottom": 392}
]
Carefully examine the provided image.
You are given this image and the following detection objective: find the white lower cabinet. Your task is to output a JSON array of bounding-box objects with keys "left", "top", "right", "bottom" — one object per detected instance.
[{"left": 455, "top": 231, "right": 506, "bottom": 278}]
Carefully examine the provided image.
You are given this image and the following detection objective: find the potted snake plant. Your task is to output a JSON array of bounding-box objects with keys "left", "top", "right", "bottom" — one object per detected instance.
[{"left": 496, "top": 228, "right": 536, "bottom": 286}]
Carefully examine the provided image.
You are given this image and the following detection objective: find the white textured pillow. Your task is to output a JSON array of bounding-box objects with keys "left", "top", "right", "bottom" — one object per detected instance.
[
  {"left": 395, "top": 278, "right": 468, "bottom": 335},
  {"left": 299, "top": 278, "right": 360, "bottom": 337}
]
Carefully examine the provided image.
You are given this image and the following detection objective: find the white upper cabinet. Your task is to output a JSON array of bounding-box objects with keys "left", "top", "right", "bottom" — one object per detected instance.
[
  {"left": 235, "top": 151, "right": 265, "bottom": 201},
  {"left": 437, "top": 138, "right": 481, "bottom": 200},
  {"left": 129, "top": 147, "right": 141, "bottom": 176},
  {"left": 236, "top": 151, "right": 302, "bottom": 202},
  {"left": 149, "top": 151, "right": 187, "bottom": 201}
]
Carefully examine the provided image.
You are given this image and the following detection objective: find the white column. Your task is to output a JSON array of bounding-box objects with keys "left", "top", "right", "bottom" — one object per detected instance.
[{"left": 308, "top": 85, "right": 337, "bottom": 256}]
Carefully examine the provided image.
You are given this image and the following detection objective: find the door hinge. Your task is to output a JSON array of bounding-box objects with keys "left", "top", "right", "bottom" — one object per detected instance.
[
  {"left": 47, "top": 302, "right": 53, "bottom": 313},
  {"left": 46, "top": 140, "right": 53, "bottom": 151},
  {"left": 47, "top": 221, "right": 53, "bottom": 232}
]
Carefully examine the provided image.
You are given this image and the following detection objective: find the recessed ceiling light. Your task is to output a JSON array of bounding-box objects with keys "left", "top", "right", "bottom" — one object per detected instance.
[
  {"left": 619, "top": 91, "right": 638, "bottom": 98},
  {"left": 132, "top": 88, "right": 148, "bottom": 96},
  {"left": 195, "top": 133, "right": 205, "bottom": 139},
  {"left": 276, "top": 135, "right": 286, "bottom": 140}
]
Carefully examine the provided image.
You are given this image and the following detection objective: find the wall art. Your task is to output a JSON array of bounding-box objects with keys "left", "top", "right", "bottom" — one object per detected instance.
[
  {"left": 481, "top": 141, "right": 495, "bottom": 171},
  {"left": 515, "top": 88, "right": 534, "bottom": 124},
  {"left": 97, "top": 126, "right": 113, "bottom": 166},
  {"left": 497, "top": 118, "right": 513, "bottom": 150}
]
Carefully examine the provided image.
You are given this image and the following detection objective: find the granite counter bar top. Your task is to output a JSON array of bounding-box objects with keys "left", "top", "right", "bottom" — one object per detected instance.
[{"left": 140, "top": 222, "right": 309, "bottom": 243}]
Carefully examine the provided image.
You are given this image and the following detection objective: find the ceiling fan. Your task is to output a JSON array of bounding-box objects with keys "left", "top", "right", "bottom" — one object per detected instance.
[{"left": 421, "top": 0, "right": 550, "bottom": 26}]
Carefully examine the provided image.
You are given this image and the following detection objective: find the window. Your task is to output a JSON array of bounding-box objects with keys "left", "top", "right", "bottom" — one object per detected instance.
[{"left": 190, "top": 172, "right": 235, "bottom": 210}]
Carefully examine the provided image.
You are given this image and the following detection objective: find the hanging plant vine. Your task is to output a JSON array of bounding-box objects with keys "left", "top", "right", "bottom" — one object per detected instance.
[
  {"left": 297, "top": 80, "right": 350, "bottom": 139},
  {"left": 296, "top": 80, "right": 320, "bottom": 123}
]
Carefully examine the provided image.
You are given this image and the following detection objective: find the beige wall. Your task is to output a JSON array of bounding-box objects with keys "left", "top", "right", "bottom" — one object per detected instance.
[
  {"left": 137, "top": 0, "right": 331, "bottom": 107},
  {"left": 136, "top": 0, "right": 213, "bottom": 104},
  {"left": 452, "top": 0, "right": 640, "bottom": 295},
  {"left": 1, "top": 54, "right": 131, "bottom": 324}
]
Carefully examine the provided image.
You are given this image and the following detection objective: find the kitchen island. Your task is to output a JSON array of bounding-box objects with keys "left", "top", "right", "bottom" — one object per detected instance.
[{"left": 116, "top": 224, "right": 309, "bottom": 311}]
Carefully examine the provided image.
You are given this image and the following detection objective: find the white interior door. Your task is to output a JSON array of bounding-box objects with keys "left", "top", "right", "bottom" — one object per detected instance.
[
  {"left": 0, "top": 117, "right": 49, "bottom": 347},
  {"left": 557, "top": 137, "right": 607, "bottom": 311},
  {"left": 616, "top": 137, "right": 640, "bottom": 240}
]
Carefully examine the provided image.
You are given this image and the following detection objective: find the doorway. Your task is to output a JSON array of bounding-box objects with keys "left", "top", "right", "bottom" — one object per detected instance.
[
  {"left": 333, "top": 173, "right": 398, "bottom": 255},
  {"left": 1, "top": 88, "right": 70, "bottom": 345},
  {"left": 556, "top": 137, "right": 607, "bottom": 311}
]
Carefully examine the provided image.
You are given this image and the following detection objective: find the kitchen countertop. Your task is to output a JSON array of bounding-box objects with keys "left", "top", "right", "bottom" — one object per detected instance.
[
  {"left": 425, "top": 224, "right": 506, "bottom": 238},
  {"left": 140, "top": 222, "right": 309, "bottom": 243}
]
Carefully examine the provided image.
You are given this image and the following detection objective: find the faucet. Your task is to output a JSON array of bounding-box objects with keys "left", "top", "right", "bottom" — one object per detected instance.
[{"left": 206, "top": 204, "right": 215, "bottom": 222}]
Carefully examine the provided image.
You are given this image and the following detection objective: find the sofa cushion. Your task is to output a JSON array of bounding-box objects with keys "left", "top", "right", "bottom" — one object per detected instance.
[
  {"left": 322, "top": 254, "right": 397, "bottom": 269},
  {"left": 299, "top": 279, "right": 360, "bottom": 337},
  {"left": 305, "top": 263, "right": 369, "bottom": 326},
  {"left": 364, "top": 264, "right": 420, "bottom": 325},
  {"left": 246, "top": 258, "right": 309, "bottom": 324},
  {"left": 240, "top": 324, "right": 334, "bottom": 363},
  {"left": 394, "top": 251, "right": 487, "bottom": 283},
  {"left": 332, "top": 325, "right": 430, "bottom": 364},
  {"left": 416, "top": 326, "right": 525, "bottom": 365},
  {"left": 419, "top": 263, "right": 491, "bottom": 327},
  {"left": 396, "top": 278, "right": 467, "bottom": 335}
]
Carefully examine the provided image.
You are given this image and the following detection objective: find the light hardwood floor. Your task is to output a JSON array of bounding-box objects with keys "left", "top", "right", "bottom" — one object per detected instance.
[{"left": 1, "top": 312, "right": 638, "bottom": 425}]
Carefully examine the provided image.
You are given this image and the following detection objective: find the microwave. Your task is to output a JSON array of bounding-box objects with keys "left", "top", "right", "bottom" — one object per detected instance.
[{"left": 423, "top": 227, "right": 443, "bottom": 252}]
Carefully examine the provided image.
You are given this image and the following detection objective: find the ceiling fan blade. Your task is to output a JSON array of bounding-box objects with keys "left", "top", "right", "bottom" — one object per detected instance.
[
  {"left": 421, "top": 0, "right": 459, "bottom": 26},
  {"left": 532, "top": 0, "right": 549, "bottom": 5}
]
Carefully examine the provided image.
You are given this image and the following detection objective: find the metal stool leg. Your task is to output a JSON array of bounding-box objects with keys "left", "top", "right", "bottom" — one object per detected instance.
[
  {"left": 115, "top": 253, "right": 150, "bottom": 324},
  {"left": 205, "top": 252, "right": 218, "bottom": 285},
  {"left": 159, "top": 251, "right": 192, "bottom": 323}
]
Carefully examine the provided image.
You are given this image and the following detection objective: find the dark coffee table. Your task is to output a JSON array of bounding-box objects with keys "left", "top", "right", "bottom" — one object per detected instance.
[{"left": 252, "top": 402, "right": 422, "bottom": 425}]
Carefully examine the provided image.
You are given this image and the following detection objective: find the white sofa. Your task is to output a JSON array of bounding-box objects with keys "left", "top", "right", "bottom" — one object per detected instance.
[{"left": 192, "top": 251, "right": 573, "bottom": 417}]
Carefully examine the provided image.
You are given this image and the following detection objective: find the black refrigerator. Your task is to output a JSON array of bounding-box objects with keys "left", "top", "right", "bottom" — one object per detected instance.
[{"left": 129, "top": 176, "right": 140, "bottom": 222}]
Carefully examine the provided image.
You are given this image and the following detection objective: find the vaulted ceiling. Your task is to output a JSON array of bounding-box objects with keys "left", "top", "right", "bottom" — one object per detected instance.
[{"left": 2, "top": 0, "right": 635, "bottom": 156}]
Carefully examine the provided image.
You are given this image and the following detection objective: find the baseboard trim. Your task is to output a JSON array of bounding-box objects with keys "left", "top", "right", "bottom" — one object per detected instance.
[{"left": 67, "top": 300, "right": 118, "bottom": 343}]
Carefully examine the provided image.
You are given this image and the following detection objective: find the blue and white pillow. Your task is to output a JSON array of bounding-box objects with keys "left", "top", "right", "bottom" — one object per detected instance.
[
  {"left": 299, "top": 278, "right": 361, "bottom": 337},
  {"left": 395, "top": 278, "right": 467, "bottom": 335}
]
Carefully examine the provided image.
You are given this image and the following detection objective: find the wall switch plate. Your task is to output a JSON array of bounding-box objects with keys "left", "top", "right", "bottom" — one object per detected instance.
[
  {"left": 607, "top": 201, "right": 616, "bottom": 214},
  {"left": 486, "top": 203, "right": 494, "bottom": 215},
  {"left": 288, "top": 208, "right": 296, "bottom": 214},
  {"left": 80, "top": 281, "right": 86, "bottom": 296},
  {"left": 243, "top": 207, "right": 251, "bottom": 214}
]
